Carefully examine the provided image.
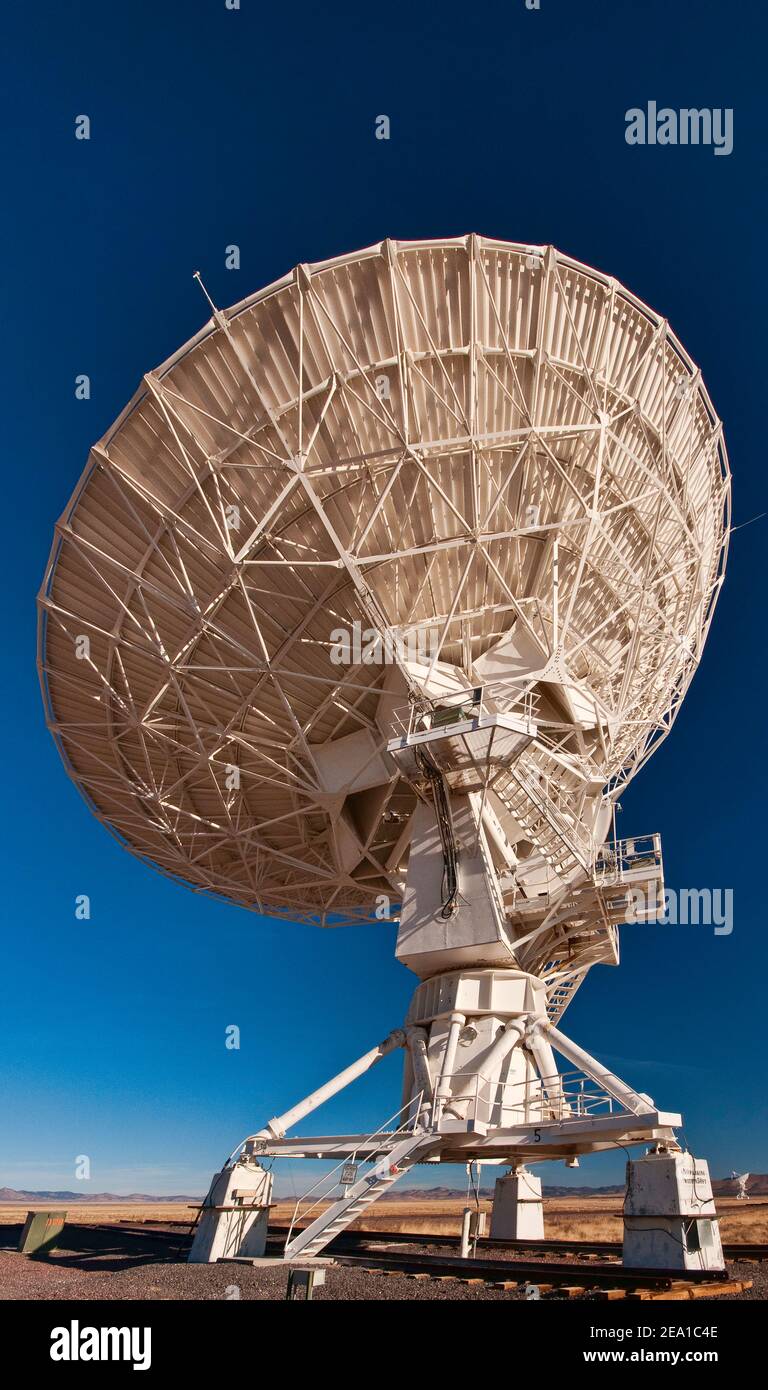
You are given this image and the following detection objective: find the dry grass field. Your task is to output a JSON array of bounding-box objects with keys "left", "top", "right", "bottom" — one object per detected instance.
[
  {"left": 0, "top": 1203, "right": 197, "bottom": 1228},
  {"left": 2, "top": 1196, "right": 766, "bottom": 1243},
  {"left": 335, "top": 1195, "right": 768, "bottom": 1243}
]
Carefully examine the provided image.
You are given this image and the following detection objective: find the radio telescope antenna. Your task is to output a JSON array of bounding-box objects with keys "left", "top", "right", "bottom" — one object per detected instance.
[
  {"left": 731, "top": 1171, "right": 750, "bottom": 1200},
  {"left": 38, "top": 236, "right": 731, "bottom": 1269}
]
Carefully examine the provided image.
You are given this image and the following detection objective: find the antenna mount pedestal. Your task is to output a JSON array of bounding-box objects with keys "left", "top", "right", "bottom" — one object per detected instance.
[
  {"left": 623, "top": 1149, "right": 725, "bottom": 1271},
  {"left": 490, "top": 1166, "right": 545, "bottom": 1240}
]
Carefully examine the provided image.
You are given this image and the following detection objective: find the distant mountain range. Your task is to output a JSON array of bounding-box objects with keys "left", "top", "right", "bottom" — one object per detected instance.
[
  {"left": 0, "top": 1188, "right": 201, "bottom": 1204},
  {"left": 389, "top": 1184, "right": 627, "bottom": 1199},
  {"left": 2, "top": 1174, "right": 766, "bottom": 1203},
  {"left": 394, "top": 1174, "right": 768, "bottom": 1199}
]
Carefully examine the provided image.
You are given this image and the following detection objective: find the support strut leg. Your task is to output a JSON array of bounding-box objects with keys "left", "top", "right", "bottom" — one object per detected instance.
[{"left": 246, "top": 1028, "right": 406, "bottom": 1146}]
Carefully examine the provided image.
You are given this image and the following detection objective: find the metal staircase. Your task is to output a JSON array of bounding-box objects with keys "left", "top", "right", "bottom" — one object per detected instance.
[
  {"left": 494, "top": 760, "right": 592, "bottom": 883},
  {"left": 545, "top": 972, "right": 587, "bottom": 1022},
  {"left": 283, "top": 1130, "right": 434, "bottom": 1260}
]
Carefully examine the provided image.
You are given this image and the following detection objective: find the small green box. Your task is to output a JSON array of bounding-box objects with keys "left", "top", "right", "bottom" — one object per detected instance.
[{"left": 18, "top": 1209, "right": 67, "bottom": 1255}]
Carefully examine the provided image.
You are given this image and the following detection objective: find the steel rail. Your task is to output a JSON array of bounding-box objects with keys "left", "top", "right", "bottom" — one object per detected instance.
[
  {"left": 267, "top": 1224, "right": 768, "bottom": 1262},
  {"left": 326, "top": 1248, "right": 728, "bottom": 1288}
]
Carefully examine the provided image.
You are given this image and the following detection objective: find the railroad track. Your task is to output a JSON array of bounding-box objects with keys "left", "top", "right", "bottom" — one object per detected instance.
[
  {"left": 333, "top": 1248, "right": 723, "bottom": 1285},
  {"left": 310, "top": 1249, "right": 750, "bottom": 1300},
  {"left": 268, "top": 1225, "right": 768, "bottom": 1263},
  {"left": 31, "top": 1221, "right": 752, "bottom": 1298}
]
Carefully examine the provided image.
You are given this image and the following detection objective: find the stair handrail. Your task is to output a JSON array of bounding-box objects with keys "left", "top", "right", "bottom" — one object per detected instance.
[{"left": 284, "top": 1091, "right": 424, "bottom": 1249}]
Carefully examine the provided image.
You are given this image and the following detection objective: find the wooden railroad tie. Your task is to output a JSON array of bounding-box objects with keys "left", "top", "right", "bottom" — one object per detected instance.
[
  {"left": 347, "top": 1261, "right": 751, "bottom": 1300},
  {"left": 592, "top": 1279, "right": 752, "bottom": 1302},
  {"left": 626, "top": 1279, "right": 752, "bottom": 1302}
]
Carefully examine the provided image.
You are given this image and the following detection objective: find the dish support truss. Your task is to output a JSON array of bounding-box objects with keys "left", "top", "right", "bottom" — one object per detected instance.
[
  {"left": 189, "top": 976, "right": 684, "bottom": 1263},
  {"left": 189, "top": 715, "right": 686, "bottom": 1265}
]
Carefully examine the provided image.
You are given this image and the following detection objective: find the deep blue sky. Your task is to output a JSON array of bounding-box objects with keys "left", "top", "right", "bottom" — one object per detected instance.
[{"left": 1, "top": 0, "right": 765, "bottom": 1197}]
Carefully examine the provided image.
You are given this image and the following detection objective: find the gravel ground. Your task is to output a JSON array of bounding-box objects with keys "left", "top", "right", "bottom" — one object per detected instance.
[
  {"left": 0, "top": 1224, "right": 763, "bottom": 1301},
  {"left": 0, "top": 1251, "right": 518, "bottom": 1301}
]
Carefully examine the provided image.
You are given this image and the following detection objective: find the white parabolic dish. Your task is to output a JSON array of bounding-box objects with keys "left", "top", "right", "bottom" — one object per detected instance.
[{"left": 39, "top": 236, "right": 730, "bottom": 932}]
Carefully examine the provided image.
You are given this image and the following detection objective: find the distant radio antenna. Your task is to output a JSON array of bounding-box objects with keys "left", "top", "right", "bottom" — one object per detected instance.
[{"left": 733, "top": 1172, "right": 750, "bottom": 1200}]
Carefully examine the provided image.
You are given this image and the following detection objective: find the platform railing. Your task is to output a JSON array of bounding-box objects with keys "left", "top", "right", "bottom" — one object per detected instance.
[
  {"left": 594, "top": 833, "right": 662, "bottom": 884},
  {"left": 389, "top": 683, "right": 540, "bottom": 742},
  {"left": 439, "top": 1066, "right": 624, "bottom": 1130}
]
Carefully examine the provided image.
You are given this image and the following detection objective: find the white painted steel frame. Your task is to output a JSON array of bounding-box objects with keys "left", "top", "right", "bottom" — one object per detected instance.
[{"left": 38, "top": 237, "right": 730, "bottom": 965}]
